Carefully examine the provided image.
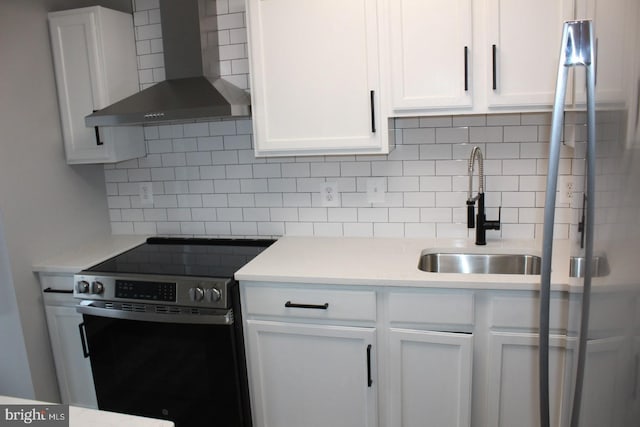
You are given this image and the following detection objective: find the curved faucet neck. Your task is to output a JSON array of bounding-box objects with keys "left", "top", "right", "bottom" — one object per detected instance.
[{"left": 468, "top": 146, "right": 484, "bottom": 200}]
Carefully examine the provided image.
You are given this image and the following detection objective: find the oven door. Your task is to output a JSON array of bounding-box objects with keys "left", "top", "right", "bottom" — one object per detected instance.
[{"left": 79, "top": 309, "right": 251, "bottom": 427}]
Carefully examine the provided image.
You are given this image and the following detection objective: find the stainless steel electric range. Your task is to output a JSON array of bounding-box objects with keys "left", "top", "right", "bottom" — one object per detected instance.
[{"left": 73, "top": 237, "right": 275, "bottom": 427}]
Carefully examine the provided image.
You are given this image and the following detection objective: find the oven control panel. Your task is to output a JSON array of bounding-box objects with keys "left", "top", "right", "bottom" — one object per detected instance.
[
  {"left": 115, "top": 280, "right": 176, "bottom": 302},
  {"left": 73, "top": 274, "right": 232, "bottom": 309}
]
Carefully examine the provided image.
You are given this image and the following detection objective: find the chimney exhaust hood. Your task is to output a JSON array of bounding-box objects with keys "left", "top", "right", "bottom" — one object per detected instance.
[{"left": 85, "top": 0, "right": 250, "bottom": 127}]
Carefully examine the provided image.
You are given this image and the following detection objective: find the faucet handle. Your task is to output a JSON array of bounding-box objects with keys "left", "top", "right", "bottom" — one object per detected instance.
[{"left": 466, "top": 200, "right": 475, "bottom": 228}]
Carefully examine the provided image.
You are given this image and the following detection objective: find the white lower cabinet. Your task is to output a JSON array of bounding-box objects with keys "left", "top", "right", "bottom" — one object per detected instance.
[
  {"left": 39, "top": 273, "right": 97, "bottom": 408},
  {"left": 241, "top": 284, "right": 588, "bottom": 427},
  {"left": 388, "top": 329, "right": 472, "bottom": 427},
  {"left": 579, "top": 336, "right": 629, "bottom": 427},
  {"left": 245, "top": 321, "right": 377, "bottom": 427},
  {"left": 486, "top": 332, "right": 576, "bottom": 427},
  {"left": 242, "top": 284, "right": 378, "bottom": 427}
]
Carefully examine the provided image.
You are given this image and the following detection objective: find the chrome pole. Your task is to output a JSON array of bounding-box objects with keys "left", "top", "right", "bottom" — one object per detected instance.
[
  {"left": 569, "top": 20, "right": 596, "bottom": 427},
  {"left": 541, "top": 20, "right": 595, "bottom": 427}
]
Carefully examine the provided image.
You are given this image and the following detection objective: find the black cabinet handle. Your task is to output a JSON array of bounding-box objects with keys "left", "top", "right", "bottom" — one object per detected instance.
[
  {"left": 78, "top": 322, "right": 90, "bottom": 358},
  {"left": 464, "top": 46, "right": 469, "bottom": 91},
  {"left": 43, "top": 287, "right": 73, "bottom": 294},
  {"left": 492, "top": 44, "right": 497, "bottom": 90},
  {"left": 370, "top": 90, "right": 376, "bottom": 133},
  {"left": 633, "top": 354, "right": 639, "bottom": 399},
  {"left": 284, "top": 301, "right": 329, "bottom": 310},
  {"left": 92, "top": 110, "right": 103, "bottom": 146},
  {"left": 635, "top": 79, "right": 640, "bottom": 132},
  {"left": 366, "top": 344, "right": 373, "bottom": 387}
]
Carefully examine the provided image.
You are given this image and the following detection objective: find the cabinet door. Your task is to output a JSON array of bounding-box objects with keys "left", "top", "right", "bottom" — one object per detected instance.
[
  {"left": 486, "top": 0, "right": 574, "bottom": 107},
  {"left": 44, "top": 305, "right": 97, "bottom": 408},
  {"left": 49, "top": 8, "right": 143, "bottom": 164},
  {"left": 388, "top": 328, "right": 472, "bottom": 427},
  {"left": 387, "top": 0, "right": 472, "bottom": 112},
  {"left": 574, "top": 0, "right": 633, "bottom": 106},
  {"left": 579, "top": 336, "right": 629, "bottom": 427},
  {"left": 245, "top": 320, "right": 377, "bottom": 427},
  {"left": 49, "top": 10, "right": 107, "bottom": 162},
  {"left": 247, "top": 0, "right": 387, "bottom": 156},
  {"left": 486, "top": 332, "right": 576, "bottom": 427}
]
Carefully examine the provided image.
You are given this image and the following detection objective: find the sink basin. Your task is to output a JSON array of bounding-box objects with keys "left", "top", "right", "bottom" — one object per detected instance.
[
  {"left": 569, "top": 256, "right": 609, "bottom": 278},
  {"left": 418, "top": 251, "right": 542, "bottom": 275}
]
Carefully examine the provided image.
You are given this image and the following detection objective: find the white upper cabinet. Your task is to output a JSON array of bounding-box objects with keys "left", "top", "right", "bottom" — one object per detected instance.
[
  {"left": 49, "top": 7, "right": 145, "bottom": 164},
  {"left": 574, "top": 0, "right": 634, "bottom": 107},
  {"left": 384, "top": 0, "right": 574, "bottom": 116},
  {"left": 485, "top": 0, "right": 574, "bottom": 108},
  {"left": 386, "top": 0, "right": 473, "bottom": 113},
  {"left": 246, "top": 0, "right": 388, "bottom": 157}
]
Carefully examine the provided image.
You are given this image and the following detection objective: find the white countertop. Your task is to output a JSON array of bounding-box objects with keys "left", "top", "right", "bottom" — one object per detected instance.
[
  {"left": 235, "top": 236, "right": 573, "bottom": 291},
  {"left": 32, "top": 235, "right": 147, "bottom": 274},
  {"left": 0, "top": 395, "right": 173, "bottom": 427}
]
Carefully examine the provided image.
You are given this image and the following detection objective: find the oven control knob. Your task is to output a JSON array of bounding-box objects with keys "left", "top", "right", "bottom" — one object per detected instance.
[
  {"left": 206, "top": 288, "right": 222, "bottom": 303},
  {"left": 188, "top": 287, "right": 205, "bottom": 302},
  {"left": 91, "top": 281, "right": 104, "bottom": 294},
  {"left": 76, "top": 280, "right": 90, "bottom": 293}
]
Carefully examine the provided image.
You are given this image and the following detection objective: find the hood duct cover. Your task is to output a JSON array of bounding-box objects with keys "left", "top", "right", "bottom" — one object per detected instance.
[{"left": 85, "top": 0, "right": 250, "bottom": 126}]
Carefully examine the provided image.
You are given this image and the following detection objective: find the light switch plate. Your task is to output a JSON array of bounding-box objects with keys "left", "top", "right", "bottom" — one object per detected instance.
[
  {"left": 366, "top": 178, "right": 386, "bottom": 203},
  {"left": 139, "top": 182, "right": 154, "bottom": 207},
  {"left": 320, "top": 182, "right": 340, "bottom": 207}
]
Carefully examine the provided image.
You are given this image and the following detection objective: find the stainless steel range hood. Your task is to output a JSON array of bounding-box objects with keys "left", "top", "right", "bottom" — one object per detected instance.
[{"left": 85, "top": 0, "right": 250, "bottom": 127}]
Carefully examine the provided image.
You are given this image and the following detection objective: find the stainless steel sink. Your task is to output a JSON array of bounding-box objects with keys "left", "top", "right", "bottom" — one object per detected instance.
[
  {"left": 418, "top": 252, "right": 542, "bottom": 275},
  {"left": 569, "top": 256, "right": 609, "bottom": 278}
]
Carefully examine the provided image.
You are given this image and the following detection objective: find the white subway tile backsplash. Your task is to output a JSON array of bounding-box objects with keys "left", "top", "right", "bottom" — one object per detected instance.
[
  {"left": 485, "top": 143, "right": 520, "bottom": 159},
  {"left": 405, "top": 223, "right": 436, "bottom": 238},
  {"left": 228, "top": 194, "right": 254, "bottom": 207},
  {"left": 343, "top": 223, "right": 373, "bottom": 237},
  {"left": 153, "top": 195, "right": 178, "bottom": 208},
  {"left": 404, "top": 160, "right": 435, "bottom": 176},
  {"left": 181, "top": 222, "right": 205, "bottom": 235},
  {"left": 270, "top": 208, "right": 298, "bottom": 222},
  {"left": 111, "top": 7, "right": 584, "bottom": 238},
  {"left": 156, "top": 222, "right": 181, "bottom": 235},
  {"left": 257, "top": 222, "right": 285, "bottom": 236},
  {"left": 436, "top": 127, "right": 469, "bottom": 143},
  {"left": 143, "top": 208, "right": 168, "bottom": 221},
  {"left": 283, "top": 193, "right": 311, "bottom": 207},
  {"left": 167, "top": 208, "right": 191, "bottom": 221},
  {"left": 419, "top": 144, "right": 452, "bottom": 160},
  {"left": 389, "top": 208, "right": 419, "bottom": 223},
  {"left": 341, "top": 162, "right": 371, "bottom": 177},
  {"left": 403, "top": 128, "right": 436, "bottom": 144},
  {"left": 285, "top": 222, "right": 314, "bottom": 236},
  {"left": 374, "top": 223, "right": 405, "bottom": 237},
  {"left": 420, "top": 208, "right": 452, "bottom": 222},
  {"left": 388, "top": 177, "right": 419, "bottom": 192},
  {"left": 403, "top": 192, "right": 435, "bottom": 208},
  {"left": 502, "top": 159, "right": 537, "bottom": 175},
  {"left": 503, "top": 126, "right": 538, "bottom": 142},
  {"left": 419, "top": 116, "right": 452, "bottom": 127},
  {"left": 177, "top": 194, "right": 203, "bottom": 208},
  {"left": 420, "top": 176, "right": 452, "bottom": 192}
]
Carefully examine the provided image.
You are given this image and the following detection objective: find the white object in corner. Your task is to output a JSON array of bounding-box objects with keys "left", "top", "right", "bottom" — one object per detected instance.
[{"left": 48, "top": 6, "right": 145, "bottom": 164}]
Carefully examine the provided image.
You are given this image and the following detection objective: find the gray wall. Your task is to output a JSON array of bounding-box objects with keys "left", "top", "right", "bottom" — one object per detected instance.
[{"left": 0, "top": 0, "right": 113, "bottom": 401}]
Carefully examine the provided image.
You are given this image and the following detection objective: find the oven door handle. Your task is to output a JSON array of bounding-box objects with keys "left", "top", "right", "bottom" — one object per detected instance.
[{"left": 75, "top": 302, "right": 234, "bottom": 325}]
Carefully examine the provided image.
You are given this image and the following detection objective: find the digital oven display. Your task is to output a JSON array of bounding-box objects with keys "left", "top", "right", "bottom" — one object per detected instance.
[{"left": 115, "top": 280, "right": 176, "bottom": 302}]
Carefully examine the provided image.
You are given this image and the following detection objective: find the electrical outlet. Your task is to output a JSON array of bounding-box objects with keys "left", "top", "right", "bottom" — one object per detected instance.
[
  {"left": 320, "top": 182, "right": 340, "bottom": 207},
  {"left": 557, "top": 177, "right": 573, "bottom": 205},
  {"left": 139, "top": 182, "right": 154, "bottom": 207},
  {"left": 366, "top": 178, "right": 386, "bottom": 203}
]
